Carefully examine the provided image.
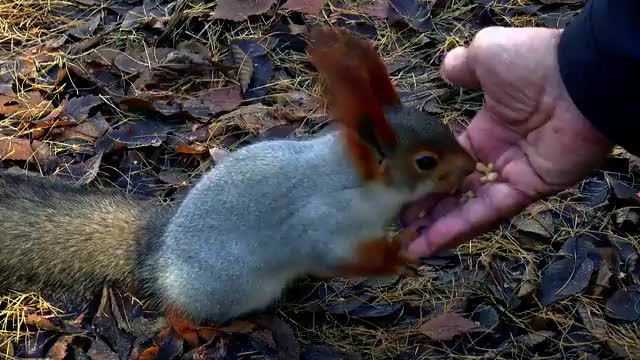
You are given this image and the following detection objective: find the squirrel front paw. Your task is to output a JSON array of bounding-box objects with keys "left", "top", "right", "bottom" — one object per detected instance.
[{"left": 334, "top": 228, "right": 422, "bottom": 278}]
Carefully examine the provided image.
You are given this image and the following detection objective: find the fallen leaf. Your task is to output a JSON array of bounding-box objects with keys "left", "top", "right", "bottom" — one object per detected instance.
[
  {"left": 217, "top": 104, "right": 287, "bottom": 135},
  {"left": 607, "top": 175, "right": 640, "bottom": 205},
  {"left": 272, "top": 91, "right": 324, "bottom": 122},
  {"left": 418, "top": 313, "right": 482, "bottom": 341},
  {"left": 230, "top": 39, "right": 273, "bottom": 99},
  {"left": 175, "top": 143, "right": 208, "bottom": 154},
  {"left": 325, "top": 296, "right": 373, "bottom": 315},
  {"left": 609, "top": 234, "right": 640, "bottom": 284},
  {"left": 0, "top": 72, "right": 13, "bottom": 96},
  {"left": 540, "top": 236, "right": 599, "bottom": 305},
  {"left": 577, "top": 304, "right": 607, "bottom": 337},
  {"left": 177, "top": 40, "right": 210, "bottom": 60},
  {"left": 357, "top": 0, "right": 389, "bottom": 18},
  {"left": 211, "top": 0, "right": 277, "bottom": 21},
  {"left": 54, "top": 153, "right": 102, "bottom": 185},
  {"left": 590, "top": 256, "right": 613, "bottom": 299},
  {"left": 347, "top": 303, "right": 404, "bottom": 318},
  {"left": 25, "top": 314, "right": 62, "bottom": 331},
  {"left": 0, "top": 92, "right": 53, "bottom": 120},
  {"left": 45, "top": 336, "right": 72, "bottom": 360},
  {"left": 511, "top": 210, "right": 554, "bottom": 238},
  {"left": 334, "top": 14, "right": 379, "bottom": 40},
  {"left": 59, "top": 95, "right": 103, "bottom": 122},
  {"left": 119, "top": 86, "right": 243, "bottom": 119},
  {"left": 67, "top": 13, "right": 102, "bottom": 39},
  {"left": 580, "top": 177, "right": 609, "bottom": 208},
  {"left": 0, "top": 138, "right": 52, "bottom": 163},
  {"left": 387, "top": 0, "right": 434, "bottom": 32},
  {"left": 283, "top": 0, "right": 328, "bottom": 14},
  {"left": 473, "top": 305, "right": 499, "bottom": 330},
  {"left": 113, "top": 48, "right": 173, "bottom": 74},
  {"left": 614, "top": 207, "right": 640, "bottom": 229},
  {"left": 109, "top": 120, "right": 170, "bottom": 148},
  {"left": 121, "top": 3, "right": 166, "bottom": 31},
  {"left": 156, "top": 169, "right": 188, "bottom": 186},
  {"left": 538, "top": 6, "right": 578, "bottom": 28},
  {"left": 606, "top": 286, "right": 640, "bottom": 321},
  {"left": 259, "top": 124, "right": 297, "bottom": 140},
  {"left": 181, "top": 85, "right": 244, "bottom": 118},
  {"left": 514, "top": 330, "right": 555, "bottom": 347}
]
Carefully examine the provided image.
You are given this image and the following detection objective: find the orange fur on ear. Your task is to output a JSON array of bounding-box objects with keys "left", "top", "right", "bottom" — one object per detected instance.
[{"left": 307, "top": 27, "right": 401, "bottom": 181}]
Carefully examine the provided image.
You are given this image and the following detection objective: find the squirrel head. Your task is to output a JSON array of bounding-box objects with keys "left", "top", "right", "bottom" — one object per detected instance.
[{"left": 307, "top": 27, "right": 475, "bottom": 197}]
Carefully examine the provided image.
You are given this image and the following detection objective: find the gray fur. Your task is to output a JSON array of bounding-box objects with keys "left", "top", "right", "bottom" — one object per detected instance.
[
  {"left": 150, "top": 131, "right": 424, "bottom": 323},
  {"left": 0, "top": 106, "right": 467, "bottom": 325}
]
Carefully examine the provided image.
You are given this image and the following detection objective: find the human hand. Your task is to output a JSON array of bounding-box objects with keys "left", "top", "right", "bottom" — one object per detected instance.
[{"left": 402, "top": 27, "right": 613, "bottom": 257}]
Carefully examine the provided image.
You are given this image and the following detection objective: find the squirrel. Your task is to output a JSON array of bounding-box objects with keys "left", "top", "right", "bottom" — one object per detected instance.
[{"left": 0, "top": 27, "right": 475, "bottom": 341}]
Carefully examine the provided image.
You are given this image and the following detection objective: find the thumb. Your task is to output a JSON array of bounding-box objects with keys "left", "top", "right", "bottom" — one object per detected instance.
[{"left": 441, "top": 47, "right": 480, "bottom": 89}]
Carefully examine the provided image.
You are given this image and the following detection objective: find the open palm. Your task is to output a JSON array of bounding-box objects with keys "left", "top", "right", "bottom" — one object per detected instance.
[{"left": 403, "top": 27, "right": 613, "bottom": 257}]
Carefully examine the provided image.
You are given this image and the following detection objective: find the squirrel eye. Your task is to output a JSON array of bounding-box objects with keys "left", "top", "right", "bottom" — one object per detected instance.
[{"left": 414, "top": 152, "right": 439, "bottom": 172}]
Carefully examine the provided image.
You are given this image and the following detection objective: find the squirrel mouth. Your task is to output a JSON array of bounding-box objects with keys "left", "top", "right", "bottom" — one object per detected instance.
[{"left": 399, "top": 192, "right": 449, "bottom": 228}]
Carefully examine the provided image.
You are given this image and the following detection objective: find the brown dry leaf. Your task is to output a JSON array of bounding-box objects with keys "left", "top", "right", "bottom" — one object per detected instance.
[
  {"left": 81, "top": 48, "right": 122, "bottom": 66},
  {"left": 231, "top": 43, "right": 253, "bottom": 93},
  {"left": 181, "top": 85, "right": 244, "bottom": 118},
  {"left": 0, "top": 92, "right": 53, "bottom": 120},
  {"left": 217, "top": 104, "right": 287, "bottom": 135},
  {"left": 0, "top": 138, "right": 52, "bottom": 163},
  {"left": 230, "top": 39, "right": 274, "bottom": 99},
  {"left": 46, "top": 336, "right": 72, "bottom": 360},
  {"left": 0, "top": 72, "right": 14, "bottom": 96},
  {"left": 113, "top": 48, "right": 173, "bottom": 74},
  {"left": 283, "top": 0, "right": 328, "bottom": 14},
  {"left": 54, "top": 153, "right": 102, "bottom": 185},
  {"left": 511, "top": 209, "right": 554, "bottom": 238},
  {"left": 59, "top": 95, "right": 103, "bottom": 122},
  {"left": 67, "top": 13, "right": 102, "bottom": 39},
  {"left": 25, "top": 314, "right": 61, "bottom": 331},
  {"left": 175, "top": 143, "right": 208, "bottom": 154},
  {"left": 358, "top": 0, "right": 389, "bottom": 18},
  {"left": 157, "top": 169, "right": 189, "bottom": 186},
  {"left": 418, "top": 313, "right": 482, "bottom": 341},
  {"left": 121, "top": 3, "right": 166, "bottom": 31},
  {"left": 177, "top": 40, "right": 210, "bottom": 60},
  {"left": 119, "top": 86, "right": 242, "bottom": 119},
  {"left": 211, "top": 0, "right": 277, "bottom": 21},
  {"left": 273, "top": 91, "right": 324, "bottom": 122}
]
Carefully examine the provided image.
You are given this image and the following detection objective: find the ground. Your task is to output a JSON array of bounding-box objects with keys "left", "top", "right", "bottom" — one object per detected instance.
[{"left": 0, "top": 0, "right": 639, "bottom": 359}]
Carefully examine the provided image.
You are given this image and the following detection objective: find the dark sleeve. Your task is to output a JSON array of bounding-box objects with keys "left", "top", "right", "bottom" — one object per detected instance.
[{"left": 557, "top": 0, "right": 640, "bottom": 155}]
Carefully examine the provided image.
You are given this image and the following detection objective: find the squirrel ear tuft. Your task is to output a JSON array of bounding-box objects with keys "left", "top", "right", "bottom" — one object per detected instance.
[{"left": 307, "top": 27, "right": 401, "bottom": 180}]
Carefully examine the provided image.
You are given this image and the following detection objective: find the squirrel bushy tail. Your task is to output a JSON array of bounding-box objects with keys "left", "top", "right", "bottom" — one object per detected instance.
[{"left": 0, "top": 173, "right": 172, "bottom": 300}]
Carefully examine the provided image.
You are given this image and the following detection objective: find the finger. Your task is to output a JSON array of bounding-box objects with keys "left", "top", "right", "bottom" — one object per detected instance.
[
  {"left": 407, "top": 182, "right": 532, "bottom": 257},
  {"left": 441, "top": 47, "right": 481, "bottom": 89}
]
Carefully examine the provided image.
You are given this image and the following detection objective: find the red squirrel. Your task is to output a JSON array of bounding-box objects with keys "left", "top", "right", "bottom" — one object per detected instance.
[{"left": 0, "top": 27, "right": 475, "bottom": 347}]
